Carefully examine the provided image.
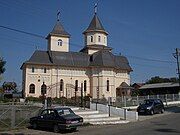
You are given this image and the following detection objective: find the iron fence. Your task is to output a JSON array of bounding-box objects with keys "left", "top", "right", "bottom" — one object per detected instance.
[
  {"left": 0, "top": 102, "right": 43, "bottom": 131},
  {"left": 91, "top": 94, "right": 180, "bottom": 108}
]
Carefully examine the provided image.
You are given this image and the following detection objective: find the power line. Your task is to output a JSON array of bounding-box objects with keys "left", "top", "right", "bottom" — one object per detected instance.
[{"left": 0, "top": 24, "right": 176, "bottom": 66}]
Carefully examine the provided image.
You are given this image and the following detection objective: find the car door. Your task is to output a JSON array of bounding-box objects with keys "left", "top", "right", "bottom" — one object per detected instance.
[
  {"left": 45, "top": 110, "right": 57, "bottom": 127},
  {"left": 38, "top": 109, "right": 48, "bottom": 128},
  {"left": 154, "top": 100, "right": 161, "bottom": 113}
]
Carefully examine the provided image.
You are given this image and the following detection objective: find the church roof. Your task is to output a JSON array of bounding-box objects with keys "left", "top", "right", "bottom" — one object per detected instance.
[
  {"left": 47, "top": 20, "right": 70, "bottom": 38},
  {"left": 83, "top": 14, "right": 108, "bottom": 35},
  {"left": 89, "top": 50, "right": 132, "bottom": 71},
  {"left": 22, "top": 50, "right": 132, "bottom": 72}
]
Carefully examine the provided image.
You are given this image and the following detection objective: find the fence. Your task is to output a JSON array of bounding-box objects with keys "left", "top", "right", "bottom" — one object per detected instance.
[
  {"left": 90, "top": 102, "right": 138, "bottom": 121},
  {"left": 91, "top": 94, "right": 180, "bottom": 108},
  {"left": 0, "top": 102, "right": 43, "bottom": 131}
]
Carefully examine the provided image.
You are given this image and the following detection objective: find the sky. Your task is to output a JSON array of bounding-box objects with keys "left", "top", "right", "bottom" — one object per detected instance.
[{"left": 0, "top": 0, "right": 180, "bottom": 87}]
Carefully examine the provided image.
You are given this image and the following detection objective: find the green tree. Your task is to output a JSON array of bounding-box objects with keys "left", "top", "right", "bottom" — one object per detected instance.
[
  {"left": 146, "top": 76, "right": 178, "bottom": 84},
  {"left": 0, "top": 57, "right": 6, "bottom": 75}
]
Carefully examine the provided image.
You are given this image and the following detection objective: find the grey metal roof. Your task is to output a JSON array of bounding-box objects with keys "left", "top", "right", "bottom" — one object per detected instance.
[
  {"left": 83, "top": 14, "right": 108, "bottom": 35},
  {"left": 26, "top": 50, "right": 52, "bottom": 65},
  {"left": 89, "top": 50, "right": 132, "bottom": 71},
  {"left": 139, "top": 83, "right": 180, "bottom": 89},
  {"left": 47, "top": 20, "right": 70, "bottom": 38},
  {"left": 23, "top": 50, "right": 132, "bottom": 71},
  {"left": 51, "top": 51, "right": 90, "bottom": 67}
]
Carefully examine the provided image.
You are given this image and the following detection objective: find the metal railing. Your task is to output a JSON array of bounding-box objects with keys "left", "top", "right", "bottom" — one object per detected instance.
[{"left": 91, "top": 94, "right": 180, "bottom": 108}]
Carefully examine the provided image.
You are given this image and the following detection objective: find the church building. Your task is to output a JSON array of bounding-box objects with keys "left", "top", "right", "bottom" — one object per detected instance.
[{"left": 21, "top": 9, "right": 132, "bottom": 99}]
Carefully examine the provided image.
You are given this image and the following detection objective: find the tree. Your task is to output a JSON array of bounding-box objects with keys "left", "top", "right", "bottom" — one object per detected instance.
[
  {"left": 0, "top": 57, "right": 6, "bottom": 75},
  {"left": 146, "top": 76, "right": 178, "bottom": 84},
  {"left": 2, "top": 82, "right": 17, "bottom": 93}
]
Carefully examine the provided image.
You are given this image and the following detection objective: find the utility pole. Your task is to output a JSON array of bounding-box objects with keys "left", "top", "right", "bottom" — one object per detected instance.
[{"left": 173, "top": 48, "right": 180, "bottom": 91}]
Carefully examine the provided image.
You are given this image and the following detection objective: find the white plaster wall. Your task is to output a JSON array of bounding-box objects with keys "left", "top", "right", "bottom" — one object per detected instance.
[
  {"left": 48, "top": 36, "right": 69, "bottom": 52},
  {"left": 86, "top": 32, "right": 107, "bottom": 46}
]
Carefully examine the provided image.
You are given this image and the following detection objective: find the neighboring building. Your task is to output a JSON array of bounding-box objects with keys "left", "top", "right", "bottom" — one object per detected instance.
[
  {"left": 116, "top": 82, "right": 133, "bottom": 97},
  {"left": 132, "top": 83, "right": 144, "bottom": 91},
  {"left": 21, "top": 10, "right": 132, "bottom": 99},
  {"left": 139, "top": 83, "right": 180, "bottom": 95}
]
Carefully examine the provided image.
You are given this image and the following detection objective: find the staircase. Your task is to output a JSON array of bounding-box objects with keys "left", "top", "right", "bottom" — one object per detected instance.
[{"left": 71, "top": 107, "right": 129, "bottom": 125}]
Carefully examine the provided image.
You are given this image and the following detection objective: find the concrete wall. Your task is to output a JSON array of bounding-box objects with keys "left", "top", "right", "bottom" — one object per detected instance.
[{"left": 90, "top": 102, "right": 138, "bottom": 121}]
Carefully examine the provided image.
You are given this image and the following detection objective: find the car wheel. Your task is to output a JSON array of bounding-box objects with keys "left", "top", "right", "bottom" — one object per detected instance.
[
  {"left": 32, "top": 122, "right": 37, "bottom": 129},
  {"left": 53, "top": 125, "right": 59, "bottom": 133},
  {"left": 71, "top": 127, "right": 77, "bottom": 132},
  {"left": 161, "top": 108, "right": 165, "bottom": 113},
  {"left": 150, "top": 110, "right": 154, "bottom": 115}
]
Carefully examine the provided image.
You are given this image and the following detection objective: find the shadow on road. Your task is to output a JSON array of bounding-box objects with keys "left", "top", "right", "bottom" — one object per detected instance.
[
  {"left": 165, "top": 106, "right": 180, "bottom": 113},
  {"left": 155, "top": 128, "right": 180, "bottom": 133},
  {"left": 28, "top": 126, "right": 78, "bottom": 134}
]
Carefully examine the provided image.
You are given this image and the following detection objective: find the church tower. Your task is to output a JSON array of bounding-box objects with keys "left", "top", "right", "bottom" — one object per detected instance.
[
  {"left": 81, "top": 5, "right": 111, "bottom": 54},
  {"left": 46, "top": 12, "right": 70, "bottom": 52}
]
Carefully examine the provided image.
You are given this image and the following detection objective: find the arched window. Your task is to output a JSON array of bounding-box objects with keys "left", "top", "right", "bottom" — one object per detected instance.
[
  {"left": 41, "top": 82, "right": 47, "bottom": 95},
  {"left": 75, "top": 80, "right": 78, "bottom": 91},
  {"left": 29, "top": 84, "right": 35, "bottom": 94},
  {"left": 44, "top": 67, "right": 47, "bottom": 73},
  {"left": 98, "top": 36, "right": 101, "bottom": 42},
  {"left": 32, "top": 67, "right": 35, "bottom": 73},
  {"left": 107, "top": 80, "right": 109, "bottom": 91},
  {"left": 104, "top": 37, "right": 106, "bottom": 43},
  {"left": 90, "top": 36, "right": 93, "bottom": 42},
  {"left": 58, "top": 39, "right": 62, "bottom": 46},
  {"left": 84, "top": 80, "right": 87, "bottom": 92},
  {"left": 60, "top": 79, "right": 64, "bottom": 91}
]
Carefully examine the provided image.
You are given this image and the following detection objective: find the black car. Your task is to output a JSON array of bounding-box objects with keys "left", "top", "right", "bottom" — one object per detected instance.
[
  {"left": 29, "top": 107, "right": 83, "bottom": 133},
  {"left": 137, "top": 99, "right": 165, "bottom": 115}
]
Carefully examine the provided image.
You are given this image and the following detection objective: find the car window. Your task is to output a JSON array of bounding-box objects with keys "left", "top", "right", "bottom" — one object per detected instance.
[
  {"left": 144, "top": 100, "right": 153, "bottom": 105},
  {"left": 41, "top": 110, "right": 48, "bottom": 116},
  {"left": 56, "top": 108, "right": 74, "bottom": 116}
]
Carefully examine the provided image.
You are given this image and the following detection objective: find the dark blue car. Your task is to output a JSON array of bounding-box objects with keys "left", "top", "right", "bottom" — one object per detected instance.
[
  {"left": 29, "top": 107, "right": 83, "bottom": 133},
  {"left": 137, "top": 99, "right": 165, "bottom": 115}
]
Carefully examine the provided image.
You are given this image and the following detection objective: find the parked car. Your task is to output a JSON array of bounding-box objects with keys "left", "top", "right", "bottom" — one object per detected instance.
[
  {"left": 29, "top": 107, "right": 83, "bottom": 133},
  {"left": 137, "top": 99, "right": 165, "bottom": 115}
]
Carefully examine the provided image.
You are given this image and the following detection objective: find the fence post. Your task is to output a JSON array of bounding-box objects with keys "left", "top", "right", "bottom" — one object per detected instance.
[
  {"left": 124, "top": 96, "right": 126, "bottom": 107},
  {"left": 165, "top": 94, "right": 168, "bottom": 106},
  {"left": 11, "top": 102, "right": 15, "bottom": 129},
  {"left": 147, "top": 95, "right": 149, "bottom": 99},
  {"left": 172, "top": 94, "right": 175, "bottom": 101},
  {"left": 137, "top": 96, "right": 139, "bottom": 105},
  {"left": 124, "top": 109, "right": 126, "bottom": 120}
]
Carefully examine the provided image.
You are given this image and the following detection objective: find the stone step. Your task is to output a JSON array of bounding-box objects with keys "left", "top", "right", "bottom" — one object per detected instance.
[
  {"left": 90, "top": 120, "right": 129, "bottom": 125},
  {"left": 84, "top": 117, "right": 121, "bottom": 122},
  {"left": 75, "top": 110, "right": 99, "bottom": 115},
  {"left": 80, "top": 113, "right": 109, "bottom": 118}
]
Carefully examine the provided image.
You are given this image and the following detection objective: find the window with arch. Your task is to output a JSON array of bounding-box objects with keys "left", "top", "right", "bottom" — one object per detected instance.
[
  {"left": 32, "top": 67, "right": 35, "bottom": 73},
  {"left": 90, "top": 36, "right": 93, "bottom": 42},
  {"left": 98, "top": 36, "right": 101, "bottom": 42},
  {"left": 29, "top": 84, "right": 35, "bottom": 94},
  {"left": 60, "top": 79, "right": 64, "bottom": 91},
  {"left": 84, "top": 80, "right": 87, "bottom": 92},
  {"left": 104, "top": 37, "right": 106, "bottom": 43},
  {"left": 75, "top": 80, "right": 78, "bottom": 91},
  {"left": 107, "top": 80, "right": 109, "bottom": 91},
  {"left": 44, "top": 67, "right": 47, "bottom": 73},
  {"left": 58, "top": 39, "right": 62, "bottom": 46},
  {"left": 41, "top": 83, "right": 47, "bottom": 95}
]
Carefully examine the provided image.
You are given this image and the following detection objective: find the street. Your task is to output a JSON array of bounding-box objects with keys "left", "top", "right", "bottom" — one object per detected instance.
[{"left": 1, "top": 106, "right": 180, "bottom": 135}]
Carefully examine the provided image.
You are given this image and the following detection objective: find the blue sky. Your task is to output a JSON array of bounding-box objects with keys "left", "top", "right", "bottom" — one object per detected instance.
[{"left": 0, "top": 0, "right": 180, "bottom": 86}]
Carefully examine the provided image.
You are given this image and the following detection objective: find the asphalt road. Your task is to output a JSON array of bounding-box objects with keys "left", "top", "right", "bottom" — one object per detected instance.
[{"left": 1, "top": 106, "right": 180, "bottom": 135}]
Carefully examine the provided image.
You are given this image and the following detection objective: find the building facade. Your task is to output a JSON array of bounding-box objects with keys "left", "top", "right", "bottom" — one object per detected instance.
[{"left": 21, "top": 11, "right": 132, "bottom": 99}]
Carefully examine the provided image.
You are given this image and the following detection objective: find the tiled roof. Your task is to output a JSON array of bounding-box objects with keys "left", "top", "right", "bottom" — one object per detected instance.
[
  {"left": 139, "top": 83, "right": 180, "bottom": 89},
  {"left": 23, "top": 50, "right": 132, "bottom": 71},
  {"left": 83, "top": 14, "right": 108, "bottom": 35},
  {"left": 47, "top": 20, "right": 70, "bottom": 38}
]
